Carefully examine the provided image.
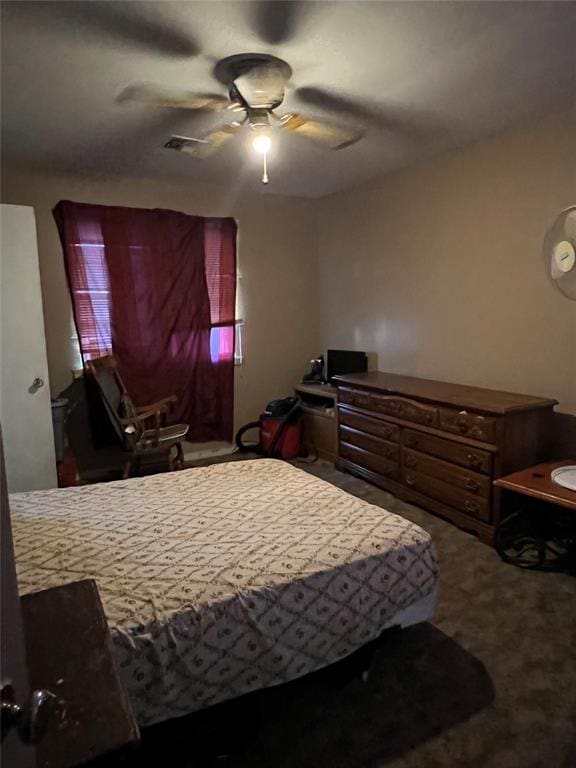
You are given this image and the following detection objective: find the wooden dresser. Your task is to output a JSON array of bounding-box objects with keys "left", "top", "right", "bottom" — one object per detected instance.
[{"left": 335, "top": 372, "right": 557, "bottom": 544}]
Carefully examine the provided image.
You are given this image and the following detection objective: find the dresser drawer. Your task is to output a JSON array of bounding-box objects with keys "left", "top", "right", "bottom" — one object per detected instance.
[
  {"left": 370, "top": 395, "right": 438, "bottom": 428},
  {"left": 340, "top": 442, "right": 399, "bottom": 479},
  {"left": 402, "top": 469, "right": 491, "bottom": 522},
  {"left": 438, "top": 408, "right": 496, "bottom": 443},
  {"left": 338, "top": 387, "right": 372, "bottom": 410},
  {"left": 340, "top": 426, "right": 399, "bottom": 461},
  {"left": 338, "top": 407, "right": 400, "bottom": 443},
  {"left": 402, "top": 448, "right": 491, "bottom": 498},
  {"left": 403, "top": 428, "right": 493, "bottom": 475}
]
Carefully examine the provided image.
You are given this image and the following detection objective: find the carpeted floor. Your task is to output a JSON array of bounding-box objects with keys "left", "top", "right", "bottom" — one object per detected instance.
[{"left": 101, "top": 459, "right": 576, "bottom": 768}]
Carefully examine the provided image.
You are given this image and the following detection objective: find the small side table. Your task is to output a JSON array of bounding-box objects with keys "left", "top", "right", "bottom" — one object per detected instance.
[
  {"left": 294, "top": 383, "right": 338, "bottom": 462},
  {"left": 494, "top": 461, "right": 576, "bottom": 571}
]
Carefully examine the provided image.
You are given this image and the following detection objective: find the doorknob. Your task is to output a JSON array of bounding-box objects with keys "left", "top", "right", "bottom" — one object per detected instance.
[
  {"left": 1, "top": 684, "right": 58, "bottom": 744},
  {"left": 28, "top": 377, "right": 44, "bottom": 394}
]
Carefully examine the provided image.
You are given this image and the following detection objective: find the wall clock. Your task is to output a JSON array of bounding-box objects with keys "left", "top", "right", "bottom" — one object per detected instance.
[{"left": 543, "top": 206, "right": 576, "bottom": 300}]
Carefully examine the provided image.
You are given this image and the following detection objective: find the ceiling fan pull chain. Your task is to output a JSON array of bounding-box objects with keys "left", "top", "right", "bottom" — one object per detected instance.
[{"left": 262, "top": 152, "right": 269, "bottom": 185}]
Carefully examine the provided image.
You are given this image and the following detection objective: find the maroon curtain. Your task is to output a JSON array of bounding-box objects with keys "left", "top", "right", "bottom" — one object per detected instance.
[{"left": 54, "top": 201, "right": 237, "bottom": 442}]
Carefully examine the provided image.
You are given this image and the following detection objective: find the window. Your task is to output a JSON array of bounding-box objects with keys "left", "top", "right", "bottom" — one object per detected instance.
[
  {"left": 65, "top": 216, "right": 238, "bottom": 367},
  {"left": 70, "top": 314, "right": 84, "bottom": 373},
  {"left": 204, "top": 220, "right": 239, "bottom": 365},
  {"left": 66, "top": 231, "right": 112, "bottom": 361},
  {"left": 210, "top": 320, "right": 243, "bottom": 365}
]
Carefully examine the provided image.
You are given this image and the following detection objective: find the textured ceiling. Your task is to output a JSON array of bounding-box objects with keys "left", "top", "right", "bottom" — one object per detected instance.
[{"left": 2, "top": 1, "right": 575, "bottom": 198}]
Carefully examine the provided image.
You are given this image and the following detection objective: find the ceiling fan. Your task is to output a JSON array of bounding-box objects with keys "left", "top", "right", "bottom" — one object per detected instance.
[{"left": 118, "top": 53, "right": 363, "bottom": 184}]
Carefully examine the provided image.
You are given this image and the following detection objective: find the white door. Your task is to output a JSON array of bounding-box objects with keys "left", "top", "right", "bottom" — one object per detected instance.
[{"left": 0, "top": 204, "right": 57, "bottom": 491}]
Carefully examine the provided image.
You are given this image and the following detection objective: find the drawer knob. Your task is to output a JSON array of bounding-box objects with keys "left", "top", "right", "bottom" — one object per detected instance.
[
  {"left": 466, "top": 478, "right": 480, "bottom": 493},
  {"left": 467, "top": 452, "right": 481, "bottom": 468},
  {"left": 405, "top": 473, "right": 416, "bottom": 487},
  {"left": 464, "top": 500, "right": 479, "bottom": 514},
  {"left": 405, "top": 454, "right": 417, "bottom": 468},
  {"left": 457, "top": 416, "right": 469, "bottom": 432}
]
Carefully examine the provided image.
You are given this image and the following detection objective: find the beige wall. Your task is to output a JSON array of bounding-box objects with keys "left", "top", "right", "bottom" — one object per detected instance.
[
  {"left": 0, "top": 170, "right": 320, "bottom": 432},
  {"left": 2, "top": 107, "right": 574, "bottom": 443},
  {"left": 316, "top": 109, "right": 576, "bottom": 414}
]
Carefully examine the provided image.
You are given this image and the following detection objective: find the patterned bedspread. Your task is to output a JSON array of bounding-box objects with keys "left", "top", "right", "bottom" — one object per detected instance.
[{"left": 11, "top": 459, "right": 437, "bottom": 726}]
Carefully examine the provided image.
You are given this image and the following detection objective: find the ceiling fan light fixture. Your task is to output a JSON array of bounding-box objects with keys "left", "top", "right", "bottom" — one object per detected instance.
[
  {"left": 252, "top": 134, "right": 272, "bottom": 155},
  {"left": 251, "top": 132, "right": 272, "bottom": 185}
]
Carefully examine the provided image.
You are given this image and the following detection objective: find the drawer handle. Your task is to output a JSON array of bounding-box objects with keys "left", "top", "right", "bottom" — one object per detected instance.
[
  {"left": 425, "top": 413, "right": 434, "bottom": 423},
  {"left": 464, "top": 500, "right": 479, "bottom": 514},
  {"left": 405, "top": 473, "right": 416, "bottom": 487},
  {"left": 466, "top": 478, "right": 480, "bottom": 493},
  {"left": 404, "top": 454, "right": 417, "bottom": 469},
  {"left": 457, "top": 416, "right": 469, "bottom": 432},
  {"left": 467, "top": 452, "right": 481, "bottom": 469}
]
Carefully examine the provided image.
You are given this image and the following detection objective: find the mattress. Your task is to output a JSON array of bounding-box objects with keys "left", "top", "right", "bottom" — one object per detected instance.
[{"left": 11, "top": 459, "right": 438, "bottom": 726}]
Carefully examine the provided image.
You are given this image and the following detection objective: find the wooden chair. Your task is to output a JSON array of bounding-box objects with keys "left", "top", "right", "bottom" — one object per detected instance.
[{"left": 86, "top": 355, "right": 189, "bottom": 478}]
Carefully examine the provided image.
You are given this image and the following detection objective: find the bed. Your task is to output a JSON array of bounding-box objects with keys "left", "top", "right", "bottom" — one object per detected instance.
[{"left": 10, "top": 459, "right": 438, "bottom": 726}]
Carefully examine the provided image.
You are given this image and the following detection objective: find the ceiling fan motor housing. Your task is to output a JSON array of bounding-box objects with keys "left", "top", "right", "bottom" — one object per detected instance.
[{"left": 215, "top": 53, "right": 292, "bottom": 110}]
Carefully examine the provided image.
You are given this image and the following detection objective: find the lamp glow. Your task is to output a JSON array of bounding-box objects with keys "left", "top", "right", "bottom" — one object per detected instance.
[{"left": 252, "top": 134, "right": 272, "bottom": 155}]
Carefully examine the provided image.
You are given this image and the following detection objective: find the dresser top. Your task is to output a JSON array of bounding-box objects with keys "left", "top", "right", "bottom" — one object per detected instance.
[{"left": 334, "top": 371, "right": 557, "bottom": 415}]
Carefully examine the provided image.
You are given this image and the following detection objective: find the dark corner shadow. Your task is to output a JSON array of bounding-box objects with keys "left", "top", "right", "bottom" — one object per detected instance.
[{"left": 120, "top": 622, "right": 494, "bottom": 768}]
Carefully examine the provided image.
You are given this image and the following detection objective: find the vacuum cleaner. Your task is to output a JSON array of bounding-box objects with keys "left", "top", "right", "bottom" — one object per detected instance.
[{"left": 235, "top": 396, "right": 302, "bottom": 460}]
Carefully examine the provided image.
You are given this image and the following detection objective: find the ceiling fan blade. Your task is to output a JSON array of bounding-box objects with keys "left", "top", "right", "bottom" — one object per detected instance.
[
  {"left": 175, "top": 123, "right": 243, "bottom": 159},
  {"left": 280, "top": 114, "right": 362, "bottom": 150},
  {"left": 117, "top": 84, "right": 231, "bottom": 112},
  {"left": 252, "top": 1, "right": 307, "bottom": 45},
  {"left": 296, "top": 86, "right": 444, "bottom": 140},
  {"left": 296, "top": 86, "right": 382, "bottom": 125},
  {"left": 82, "top": 2, "right": 200, "bottom": 57},
  {"left": 4, "top": 1, "right": 200, "bottom": 57}
]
